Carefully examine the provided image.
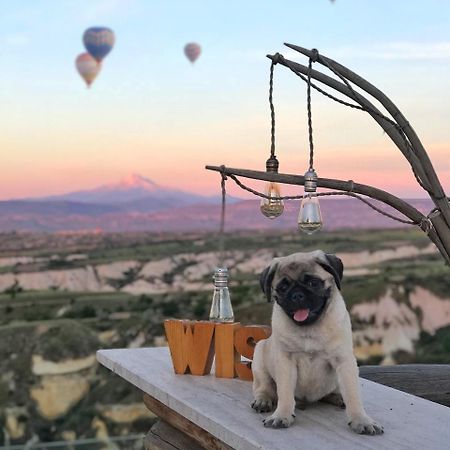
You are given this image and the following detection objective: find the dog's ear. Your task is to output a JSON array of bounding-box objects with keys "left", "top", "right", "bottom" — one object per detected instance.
[
  {"left": 260, "top": 263, "right": 278, "bottom": 302},
  {"left": 318, "top": 253, "right": 344, "bottom": 290}
]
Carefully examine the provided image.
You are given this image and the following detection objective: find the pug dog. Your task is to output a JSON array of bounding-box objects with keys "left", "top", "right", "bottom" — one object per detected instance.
[{"left": 251, "top": 250, "right": 383, "bottom": 435}]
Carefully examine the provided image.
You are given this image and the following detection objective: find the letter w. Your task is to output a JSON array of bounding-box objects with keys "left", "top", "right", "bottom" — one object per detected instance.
[{"left": 164, "top": 320, "right": 215, "bottom": 376}]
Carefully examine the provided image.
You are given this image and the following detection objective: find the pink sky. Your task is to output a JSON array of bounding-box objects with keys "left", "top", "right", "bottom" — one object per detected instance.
[
  {"left": 0, "top": 137, "right": 447, "bottom": 200},
  {"left": 1, "top": 65, "right": 448, "bottom": 201},
  {"left": 1, "top": 2, "right": 449, "bottom": 201}
]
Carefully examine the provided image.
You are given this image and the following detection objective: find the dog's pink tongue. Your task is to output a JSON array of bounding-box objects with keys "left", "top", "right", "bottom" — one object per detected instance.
[{"left": 293, "top": 309, "right": 309, "bottom": 322}]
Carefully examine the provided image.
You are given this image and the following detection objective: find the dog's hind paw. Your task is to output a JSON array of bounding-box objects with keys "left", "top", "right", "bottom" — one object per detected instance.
[
  {"left": 251, "top": 397, "right": 275, "bottom": 413},
  {"left": 348, "top": 415, "right": 383, "bottom": 435},
  {"left": 321, "top": 392, "right": 345, "bottom": 409},
  {"left": 295, "top": 398, "right": 307, "bottom": 410},
  {"left": 263, "top": 412, "right": 295, "bottom": 429}
]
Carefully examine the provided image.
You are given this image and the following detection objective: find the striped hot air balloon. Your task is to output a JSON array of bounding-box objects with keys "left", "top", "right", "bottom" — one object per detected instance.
[
  {"left": 83, "top": 27, "right": 115, "bottom": 63},
  {"left": 75, "top": 52, "right": 101, "bottom": 88},
  {"left": 184, "top": 42, "right": 201, "bottom": 63}
]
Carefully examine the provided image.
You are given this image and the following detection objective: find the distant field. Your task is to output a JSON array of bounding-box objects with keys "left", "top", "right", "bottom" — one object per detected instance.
[{"left": 0, "top": 227, "right": 432, "bottom": 259}]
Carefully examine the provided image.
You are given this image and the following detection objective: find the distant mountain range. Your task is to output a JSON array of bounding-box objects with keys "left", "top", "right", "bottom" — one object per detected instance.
[
  {"left": 30, "top": 174, "right": 229, "bottom": 213},
  {"left": 0, "top": 174, "right": 434, "bottom": 232}
]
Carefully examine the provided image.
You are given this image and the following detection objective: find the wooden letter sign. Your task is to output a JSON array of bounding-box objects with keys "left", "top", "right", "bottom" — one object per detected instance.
[{"left": 164, "top": 320, "right": 271, "bottom": 380}]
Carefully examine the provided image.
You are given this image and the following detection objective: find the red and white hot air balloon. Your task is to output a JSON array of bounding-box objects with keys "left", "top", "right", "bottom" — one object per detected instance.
[
  {"left": 184, "top": 42, "right": 201, "bottom": 63},
  {"left": 75, "top": 52, "right": 101, "bottom": 88}
]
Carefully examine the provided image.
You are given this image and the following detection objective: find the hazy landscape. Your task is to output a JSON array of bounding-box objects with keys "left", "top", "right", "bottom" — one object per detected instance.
[
  {"left": 0, "top": 174, "right": 435, "bottom": 233},
  {"left": 0, "top": 226, "right": 448, "bottom": 447},
  {"left": 2, "top": 0, "right": 449, "bottom": 448}
]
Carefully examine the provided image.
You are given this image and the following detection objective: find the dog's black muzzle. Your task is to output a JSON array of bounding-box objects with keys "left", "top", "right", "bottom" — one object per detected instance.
[{"left": 275, "top": 280, "right": 330, "bottom": 326}]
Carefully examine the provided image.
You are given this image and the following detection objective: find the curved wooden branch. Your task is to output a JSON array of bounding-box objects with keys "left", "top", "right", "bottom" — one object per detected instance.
[
  {"left": 266, "top": 54, "right": 430, "bottom": 192},
  {"left": 206, "top": 166, "right": 423, "bottom": 221},
  {"left": 205, "top": 165, "right": 450, "bottom": 265},
  {"left": 282, "top": 43, "right": 450, "bottom": 228},
  {"left": 266, "top": 47, "right": 450, "bottom": 262}
]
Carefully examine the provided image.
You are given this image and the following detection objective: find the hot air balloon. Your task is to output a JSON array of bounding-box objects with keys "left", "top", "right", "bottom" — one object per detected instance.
[
  {"left": 184, "top": 42, "right": 201, "bottom": 63},
  {"left": 83, "top": 26, "right": 115, "bottom": 63},
  {"left": 75, "top": 53, "right": 101, "bottom": 87}
]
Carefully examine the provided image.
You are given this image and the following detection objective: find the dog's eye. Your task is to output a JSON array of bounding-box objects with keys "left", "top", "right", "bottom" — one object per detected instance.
[
  {"left": 306, "top": 277, "right": 322, "bottom": 289},
  {"left": 276, "top": 278, "right": 290, "bottom": 293}
]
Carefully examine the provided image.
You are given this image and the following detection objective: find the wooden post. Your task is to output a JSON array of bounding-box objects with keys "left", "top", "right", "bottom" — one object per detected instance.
[{"left": 143, "top": 394, "right": 233, "bottom": 450}]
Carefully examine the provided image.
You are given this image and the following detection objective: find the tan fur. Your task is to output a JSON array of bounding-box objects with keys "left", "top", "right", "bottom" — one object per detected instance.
[{"left": 252, "top": 251, "right": 383, "bottom": 434}]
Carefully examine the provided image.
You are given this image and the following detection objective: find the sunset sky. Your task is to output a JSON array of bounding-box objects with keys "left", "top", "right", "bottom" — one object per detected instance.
[{"left": 1, "top": 0, "right": 449, "bottom": 200}]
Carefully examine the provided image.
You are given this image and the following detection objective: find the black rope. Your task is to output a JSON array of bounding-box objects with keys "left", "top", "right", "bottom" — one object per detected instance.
[
  {"left": 212, "top": 52, "right": 439, "bottom": 242},
  {"left": 306, "top": 53, "right": 315, "bottom": 169},
  {"left": 218, "top": 166, "right": 227, "bottom": 266},
  {"left": 269, "top": 58, "right": 277, "bottom": 158},
  {"left": 278, "top": 52, "right": 431, "bottom": 192},
  {"left": 225, "top": 173, "right": 418, "bottom": 226}
]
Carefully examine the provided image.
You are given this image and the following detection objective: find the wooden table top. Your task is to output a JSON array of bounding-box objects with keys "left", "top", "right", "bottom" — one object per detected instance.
[{"left": 97, "top": 347, "right": 450, "bottom": 450}]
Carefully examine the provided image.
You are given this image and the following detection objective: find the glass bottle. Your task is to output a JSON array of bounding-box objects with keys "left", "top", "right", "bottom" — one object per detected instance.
[{"left": 209, "top": 267, "right": 234, "bottom": 322}]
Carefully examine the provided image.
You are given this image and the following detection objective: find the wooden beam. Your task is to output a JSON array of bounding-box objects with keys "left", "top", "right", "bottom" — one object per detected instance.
[
  {"left": 206, "top": 165, "right": 423, "bottom": 221},
  {"left": 359, "top": 364, "right": 450, "bottom": 407},
  {"left": 205, "top": 164, "right": 450, "bottom": 265},
  {"left": 143, "top": 393, "right": 233, "bottom": 450},
  {"left": 145, "top": 420, "right": 205, "bottom": 450},
  {"left": 206, "top": 165, "right": 450, "bottom": 263}
]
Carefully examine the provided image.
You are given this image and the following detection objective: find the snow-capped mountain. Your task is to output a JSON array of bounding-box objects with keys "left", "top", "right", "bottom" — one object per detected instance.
[{"left": 41, "top": 174, "right": 207, "bottom": 206}]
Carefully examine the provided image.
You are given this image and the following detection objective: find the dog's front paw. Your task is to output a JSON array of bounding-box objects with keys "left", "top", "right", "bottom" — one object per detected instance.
[
  {"left": 251, "top": 397, "right": 275, "bottom": 413},
  {"left": 348, "top": 415, "right": 383, "bottom": 435},
  {"left": 263, "top": 411, "right": 295, "bottom": 429}
]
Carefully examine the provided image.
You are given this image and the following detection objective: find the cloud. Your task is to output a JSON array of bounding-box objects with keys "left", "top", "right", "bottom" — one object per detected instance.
[
  {"left": 227, "top": 42, "right": 450, "bottom": 65},
  {"left": 5, "top": 33, "right": 29, "bottom": 46},
  {"left": 328, "top": 42, "right": 450, "bottom": 61},
  {"left": 83, "top": 0, "right": 135, "bottom": 21}
]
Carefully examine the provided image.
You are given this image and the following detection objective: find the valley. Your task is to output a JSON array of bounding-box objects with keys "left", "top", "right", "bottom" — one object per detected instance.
[{"left": 0, "top": 228, "right": 449, "bottom": 447}]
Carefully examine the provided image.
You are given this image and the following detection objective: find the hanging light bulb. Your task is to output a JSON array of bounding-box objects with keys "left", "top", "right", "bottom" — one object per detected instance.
[
  {"left": 209, "top": 267, "right": 234, "bottom": 322},
  {"left": 260, "top": 156, "right": 284, "bottom": 219},
  {"left": 261, "top": 182, "right": 284, "bottom": 219},
  {"left": 298, "top": 168, "right": 323, "bottom": 234}
]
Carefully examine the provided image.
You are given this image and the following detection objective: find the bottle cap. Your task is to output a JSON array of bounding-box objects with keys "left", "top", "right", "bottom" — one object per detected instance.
[{"left": 213, "top": 267, "right": 229, "bottom": 287}]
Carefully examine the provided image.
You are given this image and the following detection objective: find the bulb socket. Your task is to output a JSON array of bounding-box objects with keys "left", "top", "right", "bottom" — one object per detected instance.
[
  {"left": 265, "top": 156, "right": 279, "bottom": 173},
  {"left": 304, "top": 168, "right": 318, "bottom": 192}
]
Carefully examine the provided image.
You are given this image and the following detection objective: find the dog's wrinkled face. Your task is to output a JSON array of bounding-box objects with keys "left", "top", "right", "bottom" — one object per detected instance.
[{"left": 260, "top": 251, "right": 344, "bottom": 326}]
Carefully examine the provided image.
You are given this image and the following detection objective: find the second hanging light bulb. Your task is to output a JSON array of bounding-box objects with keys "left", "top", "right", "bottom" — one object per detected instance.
[
  {"left": 298, "top": 168, "right": 323, "bottom": 234},
  {"left": 298, "top": 193, "right": 323, "bottom": 234}
]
